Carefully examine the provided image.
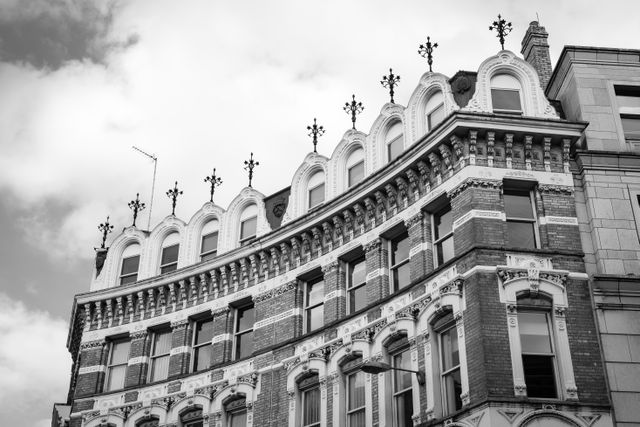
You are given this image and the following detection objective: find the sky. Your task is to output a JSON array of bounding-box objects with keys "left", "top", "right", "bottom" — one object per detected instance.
[{"left": 1, "top": 0, "right": 640, "bottom": 425}]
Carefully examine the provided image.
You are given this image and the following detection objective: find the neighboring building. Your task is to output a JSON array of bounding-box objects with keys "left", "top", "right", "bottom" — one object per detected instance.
[{"left": 54, "top": 22, "right": 633, "bottom": 427}]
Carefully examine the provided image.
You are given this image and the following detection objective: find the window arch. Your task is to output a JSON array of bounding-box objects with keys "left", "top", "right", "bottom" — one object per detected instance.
[
  {"left": 341, "top": 354, "right": 366, "bottom": 426},
  {"left": 297, "top": 372, "right": 321, "bottom": 427},
  {"left": 180, "top": 407, "right": 204, "bottom": 427},
  {"left": 382, "top": 332, "right": 415, "bottom": 427},
  {"left": 239, "top": 204, "right": 258, "bottom": 246},
  {"left": 346, "top": 147, "right": 365, "bottom": 188},
  {"left": 135, "top": 416, "right": 159, "bottom": 427},
  {"left": 425, "top": 90, "right": 445, "bottom": 131},
  {"left": 119, "top": 243, "right": 141, "bottom": 285},
  {"left": 490, "top": 73, "right": 523, "bottom": 114},
  {"left": 224, "top": 396, "right": 248, "bottom": 427},
  {"left": 159, "top": 232, "right": 180, "bottom": 274},
  {"left": 200, "top": 219, "right": 219, "bottom": 261},
  {"left": 307, "top": 170, "right": 325, "bottom": 209},
  {"left": 386, "top": 121, "right": 404, "bottom": 162}
]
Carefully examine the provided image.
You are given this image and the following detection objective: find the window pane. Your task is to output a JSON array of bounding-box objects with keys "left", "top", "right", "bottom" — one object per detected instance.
[
  {"left": 437, "top": 235, "right": 455, "bottom": 266},
  {"left": 106, "top": 365, "right": 126, "bottom": 391},
  {"left": 308, "top": 184, "right": 325, "bottom": 208},
  {"left": 201, "top": 232, "right": 218, "bottom": 254},
  {"left": 392, "top": 233, "right": 410, "bottom": 264},
  {"left": 153, "top": 330, "right": 172, "bottom": 355},
  {"left": 522, "top": 354, "right": 557, "bottom": 398},
  {"left": 435, "top": 208, "right": 453, "bottom": 239},
  {"left": 621, "top": 116, "right": 640, "bottom": 139},
  {"left": 236, "top": 331, "right": 253, "bottom": 359},
  {"left": 427, "top": 103, "right": 445, "bottom": 130},
  {"left": 237, "top": 306, "right": 255, "bottom": 332},
  {"left": 307, "top": 305, "right": 324, "bottom": 332},
  {"left": 388, "top": 135, "right": 404, "bottom": 161},
  {"left": 240, "top": 217, "right": 257, "bottom": 241},
  {"left": 160, "top": 264, "right": 177, "bottom": 274},
  {"left": 348, "top": 161, "right": 365, "bottom": 188},
  {"left": 201, "top": 251, "right": 217, "bottom": 262},
  {"left": 229, "top": 410, "right": 247, "bottom": 427},
  {"left": 394, "top": 352, "right": 413, "bottom": 390},
  {"left": 394, "top": 261, "right": 411, "bottom": 291},
  {"left": 120, "top": 274, "right": 138, "bottom": 285},
  {"left": 348, "top": 410, "right": 366, "bottom": 427},
  {"left": 307, "top": 279, "right": 325, "bottom": 306},
  {"left": 441, "top": 328, "right": 459, "bottom": 371},
  {"left": 348, "top": 372, "right": 365, "bottom": 410},
  {"left": 443, "top": 368, "right": 462, "bottom": 412},
  {"left": 150, "top": 354, "right": 170, "bottom": 382},
  {"left": 195, "top": 319, "right": 214, "bottom": 345},
  {"left": 491, "top": 89, "right": 521, "bottom": 111},
  {"left": 519, "top": 312, "right": 552, "bottom": 353},
  {"left": 504, "top": 192, "right": 534, "bottom": 219},
  {"left": 506, "top": 221, "right": 536, "bottom": 249},
  {"left": 350, "top": 259, "right": 366, "bottom": 288},
  {"left": 617, "top": 93, "right": 640, "bottom": 109},
  {"left": 161, "top": 244, "right": 179, "bottom": 265},
  {"left": 303, "top": 387, "right": 321, "bottom": 426},
  {"left": 121, "top": 255, "right": 140, "bottom": 276},
  {"left": 194, "top": 345, "right": 211, "bottom": 371},
  {"left": 395, "top": 389, "right": 414, "bottom": 427},
  {"left": 349, "top": 285, "right": 368, "bottom": 314},
  {"left": 110, "top": 340, "right": 131, "bottom": 364}
]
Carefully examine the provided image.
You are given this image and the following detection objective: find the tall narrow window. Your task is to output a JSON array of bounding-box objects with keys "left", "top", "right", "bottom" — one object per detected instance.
[
  {"left": 491, "top": 74, "right": 522, "bottom": 114},
  {"left": 347, "top": 257, "right": 367, "bottom": 314},
  {"left": 519, "top": 309, "right": 557, "bottom": 398},
  {"left": 226, "top": 398, "right": 247, "bottom": 427},
  {"left": 192, "top": 318, "right": 213, "bottom": 372},
  {"left": 426, "top": 91, "right": 445, "bottom": 131},
  {"left": 308, "top": 171, "right": 326, "bottom": 209},
  {"left": 234, "top": 304, "right": 254, "bottom": 360},
  {"left": 433, "top": 206, "right": 454, "bottom": 267},
  {"left": 120, "top": 243, "right": 141, "bottom": 285},
  {"left": 346, "top": 148, "right": 365, "bottom": 188},
  {"left": 386, "top": 122, "right": 404, "bottom": 162},
  {"left": 305, "top": 276, "right": 324, "bottom": 333},
  {"left": 389, "top": 231, "right": 410, "bottom": 292},
  {"left": 300, "top": 375, "right": 321, "bottom": 427},
  {"left": 105, "top": 338, "right": 130, "bottom": 391},
  {"left": 200, "top": 220, "right": 219, "bottom": 261},
  {"left": 439, "top": 324, "right": 462, "bottom": 414},
  {"left": 346, "top": 370, "right": 366, "bottom": 426},
  {"left": 149, "top": 329, "right": 171, "bottom": 382},
  {"left": 160, "top": 233, "right": 179, "bottom": 274},
  {"left": 393, "top": 349, "right": 414, "bottom": 427},
  {"left": 504, "top": 188, "right": 537, "bottom": 249},
  {"left": 615, "top": 85, "right": 640, "bottom": 140},
  {"left": 239, "top": 204, "right": 258, "bottom": 247}
]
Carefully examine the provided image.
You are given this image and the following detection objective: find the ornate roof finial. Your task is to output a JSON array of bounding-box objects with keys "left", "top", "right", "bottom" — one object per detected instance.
[
  {"left": 489, "top": 14, "right": 513, "bottom": 50},
  {"left": 128, "top": 193, "right": 146, "bottom": 227},
  {"left": 166, "top": 181, "right": 183, "bottom": 216},
  {"left": 97, "top": 216, "right": 114, "bottom": 249},
  {"left": 244, "top": 153, "right": 259, "bottom": 188},
  {"left": 204, "top": 168, "right": 223, "bottom": 203},
  {"left": 380, "top": 68, "right": 400, "bottom": 104},
  {"left": 306, "top": 118, "right": 325, "bottom": 153},
  {"left": 418, "top": 37, "right": 439, "bottom": 73},
  {"left": 343, "top": 94, "right": 364, "bottom": 130}
]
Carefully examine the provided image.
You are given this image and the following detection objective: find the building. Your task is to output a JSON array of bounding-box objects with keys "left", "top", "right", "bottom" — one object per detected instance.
[{"left": 54, "top": 21, "right": 639, "bottom": 427}]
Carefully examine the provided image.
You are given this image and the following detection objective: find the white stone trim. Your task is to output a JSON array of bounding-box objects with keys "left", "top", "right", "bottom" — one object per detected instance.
[
  {"left": 365, "top": 268, "right": 388, "bottom": 281},
  {"left": 254, "top": 308, "right": 301, "bottom": 330},
  {"left": 212, "top": 333, "right": 231, "bottom": 343},
  {"left": 325, "top": 289, "right": 346, "bottom": 301},
  {"left": 538, "top": 216, "right": 579, "bottom": 226},
  {"left": 409, "top": 242, "right": 431, "bottom": 258},
  {"left": 452, "top": 209, "right": 506, "bottom": 230},
  {"left": 78, "top": 365, "right": 106, "bottom": 375},
  {"left": 128, "top": 356, "right": 149, "bottom": 366},
  {"left": 169, "top": 346, "right": 189, "bottom": 356}
]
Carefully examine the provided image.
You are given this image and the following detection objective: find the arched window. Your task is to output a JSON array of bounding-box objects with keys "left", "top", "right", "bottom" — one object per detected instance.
[
  {"left": 120, "top": 243, "right": 141, "bottom": 285},
  {"left": 200, "top": 219, "right": 219, "bottom": 261},
  {"left": 136, "top": 416, "right": 159, "bottom": 427},
  {"left": 490, "top": 73, "right": 522, "bottom": 114},
  {"left": 239, "top": 204, "right": 258, "bottom": 247},
  {"left": 160, "top": 233, "right": 179, "bottom": 274},
  {"left": 385, "top": 334, "right": 414, "bottom": 427},
  {"left": 346, "top": 147, "right": 365, "bottom": 188},
  {"left": 386, "top": 121, "right": 404, "bottom": 162},
  {"left": 307, "top": 170, "right": 325, "bottom": 209},
  {"left": 432, "top": 311, "right": 462, "bottom": 416},
  {"left": 425, "top": 91, "right": 445, "bottom": 131},
  {"left": 225, "top": 397, "right": 248, "bottom": 427},
  {"left": 181, "top": 408, "right": 204, "bottom": 427},
  {"left": 298, "top": 373, "right": 321, "bottom": 427},
  {"left": 341, "top": 356, "right": 365, "bottom": 426}
]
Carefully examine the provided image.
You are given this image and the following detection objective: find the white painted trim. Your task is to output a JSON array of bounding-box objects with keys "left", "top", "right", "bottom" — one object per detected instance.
[
  {"left": 539, "top": 216, "right": 579, "bottom": 226},
  {"left": 128, "top": 356, "right": 149, "bottom": 366},
  {"left": 169, "top": 346, "right": 189, "bottom": 355},
  {"left": 452, "top": 209, "right": 506, "bottom": 230},
  {"left": 254, "top": 308, "right": 302, "bottom": 330},
  {"left": 78, "top": 365, "right": 107, "bottom": 375}
]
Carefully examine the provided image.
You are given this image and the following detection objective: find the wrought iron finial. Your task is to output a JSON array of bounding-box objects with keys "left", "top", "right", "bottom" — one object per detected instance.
[
  {"left": 244, "top": 153, "right": 259, "bottom": 188},
  {"left": 306, "top": 118, "right": 325, "bottom": 153},
  {"left": 204, "top": 168, "right": 223, "bottom": 203},
  {"left": 418, "top": 37, "right": 439, "bottom": 72},
  {"left": 128, "top": 193, "right": 146, "bottom": 227},
  {"left": 166, "top": 181, "right": 183, "bottom": 216},
  {"left": 489, "top": 14, "right": 513, "bottom": 50},
  {"left": 97, "top": 216, "right": 114, "bottom": 249},
  {"left": 343, "top": 94, "right": 364, "bottom": 130},
  {"left": 380, "top": 68, "right": 400, "bottom": 104}
]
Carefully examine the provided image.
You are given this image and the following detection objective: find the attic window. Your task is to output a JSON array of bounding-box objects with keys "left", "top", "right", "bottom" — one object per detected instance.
[{"left": 491, "top": 74, "right": 522, "bottom": 114}]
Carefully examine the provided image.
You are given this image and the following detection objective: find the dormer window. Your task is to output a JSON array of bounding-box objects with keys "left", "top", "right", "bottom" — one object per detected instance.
[
  {"left": 160, "top": 233, "right": 179, "bottom": 274},
  {"left": 119, "top": 243, "right": 140, "bottom": 286},
  {"left": 491, "top": 73, "right": 522, "bottom": 114},
  {"left": 386, "top": 121, "right": 404, "bottom": 162},
  {"left": 239, "top": 204, "right": 258, "bottom": 247},
  {"left": 426, "top": 90, "right": 445, "bottom": 131},
  {"left": 200, "top": 219, "right": 219, "bottom": 261},
  {"left": 307, "top": 170, "right": 325, "bottom": 209},
  {"left": 346, "top": 147, "right": 365, "bottom": 188}
]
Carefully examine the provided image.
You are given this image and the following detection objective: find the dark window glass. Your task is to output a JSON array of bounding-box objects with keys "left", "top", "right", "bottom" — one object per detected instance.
[
  {"left": 621, "top": 116, "right": 640, "bottom": 139},
  {"left": 200, "top": 231, "right": 218, "bottom": 261},
  {"left": 301, "top": 376, "right": 321, "bottom": 427},
  {"left": 388, "top": 135, "right": 404, "bottom": 161},
  {"left": 305, "top": 277, "right": 324, "bottom": 332},
  {"left": 348, "top": 258, "right": 367, "bottom": 314},
  {"left": 120, "top": 255, "right": 140, "bottom": 285},
  {"left": 193, "top": 318, "right": 213, "bottom": 372},
  {"left": 308, "top": 184, "right": 325, "bottom": 209},
  {"left": 519, "top": 311, "right": 557, "bottom": 398},
  {"left": 240, "top": 216, "right": 257, "bottom": 245},
  {"left": 149, "top": 329, "right": 171, "bottom": 382},
  {"left": 347, "top": 371, "right": 366, "bottom": 427},
  {"left": 504, "top": 189, "right": 537, "bottom": 249},
  {"left": 440, "top": 326, "right": 462, "bottom": 414},
  {"left": 160, "top": 244, "right": 179, "bottom": 274},
  {"left": 393, "top": 350, "right": 414, "bottom": 427},
  {"left": 348, "top": 161, "right": 365, "bottom": 188},
  {"left": 491, "top": 88, "right": 522, "bottom": 112},
  {"left": 390, "top": 232, "right": 410, "bottom": 291},
  {"left": 434, "top": 206, "right": 454, "bottom": 266},
  {"left": 506, "top": 222, "right": 536, "bottom": 249},
  {"left": 616, "top": 86, "right": 640, "bottom": 140},
  {"left": 234, "top": 305, "right": 254, "bottom": 360},
  {"left": 522, "top": 355, "right": 557, "bottom": 398},
  {"left": 427, "top": 103, "right": 445, "bottom": 130},
  {"left": 504, "top": 192, "right": 535, "bottom": 219}
]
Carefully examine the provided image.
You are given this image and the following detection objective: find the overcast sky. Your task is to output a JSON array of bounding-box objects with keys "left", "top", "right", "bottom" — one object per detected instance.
[{"left": 1, "top": 0, "right": 640, "bottom": 425}]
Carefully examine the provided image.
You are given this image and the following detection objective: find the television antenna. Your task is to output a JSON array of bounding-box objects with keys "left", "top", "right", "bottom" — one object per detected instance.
[{"left": 132, "top": 146, "right": 157, "bottom": 230}]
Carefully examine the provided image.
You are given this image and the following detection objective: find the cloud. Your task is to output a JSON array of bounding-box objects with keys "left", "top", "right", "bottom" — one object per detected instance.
[{"left": 0, "top": 293, "right": 71, "bottom": 427}]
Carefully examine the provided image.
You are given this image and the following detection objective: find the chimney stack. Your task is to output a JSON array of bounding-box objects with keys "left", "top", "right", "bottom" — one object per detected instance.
[{"left": 521, "top": 21, "right": 552, "bottom": 91}]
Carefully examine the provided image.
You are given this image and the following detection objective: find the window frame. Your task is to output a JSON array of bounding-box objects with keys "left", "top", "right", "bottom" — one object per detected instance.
[
  {"left": 304, "top": 276, "right": 325, "bottom": 333},
  {"left": 427, "top": 102, "right": 445, "bottom": 131},
  {"left": 348, "top": 160, "right": 365, "bottom": 188},
  {"left": 432, "top": 205, "right": 454, "bottom": 267},
  {"left": 119, "top": 254, "right": 140, "bottom": 286},
  {"left": 436, "top": 320, "right": 462, "bottom": 416},
  {"left": 148, "top": 328, "right": 172, "bottom": 382},
  {"left": 239, "top": 216, "right": 257, "bottom": 247},
  {"left": 615, "top": 85, "right": 640, "bottom": 141},
  {"left": 345, "top": 366, "right": 366, "bottom": 427},
  {"left": 299, "top": 374, "right": 321, "bottom": 427},
  {"left": 191, "top": 317, "right": 213, "bottom": 373},
  {"left": 105, "top": 337, "right": 131, "bottom": 392},
  {"left": 388, "top": 231, "right": 410, "bottom": 293},
  {"left": 200, "top": 231, "right": 219, "bottom": 261},
  {"left": 233, "top": 303, "right": 255, "bottom": 360},
  {"left": 346, "top": 257, "right": 367, "bottom": 314},
  {"left": 518, "top": 307, "right": 559, "bottom": 399},
  {"left": 308, "top": 182, "right": 325, "bottom": 209},
  {"left": 391, "top": 345, "right": 414, "bottom": 427},
  {"left": 387, "top": 134, "right": 404, "bottom": 162},
  {"left": 159, "top": 243, "right": 179, "bottom": 274},
  {"left": 503, "top": 187, "right": 539, "bottom": 249},
  {"left": 225, "top": 398, "right": 248, "bottom": 427}
]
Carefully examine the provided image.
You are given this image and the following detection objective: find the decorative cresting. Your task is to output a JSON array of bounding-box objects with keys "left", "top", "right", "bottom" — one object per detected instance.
[
  {"left": 204, "top": 168, "right": 223, "bottom": 203},
  {"left": 496, "top": 254, "right": 578, "bottom": 401},
  {"left": 463, "top": 50, "right": 559, "bottom": 118},
  {"left": 418, "top": 36, "right": 439, "bottom": 72},
  {"left": 244, "top": 152, "right": 259, "bottom": 188},
  {"left": 166, "top": 181, "right": 183, "bottom": 216},
  {"left": 128, "top": 193, "right": 146, "bottom": 227},
  {"left": 307, "top": 118, "right": 325, "bottom": 154},
  {"left": 283, "top": 152, "right": 329, "bottom": 221},
  {"left": 97, "top": 216, "right": 114, "bottom": 249},
  {"left": 489, "top": 14, "right": 513, "bottom": 50},
  {"left": 344, "top": 94, "right": 364, "bottom": 130},
  {"left": 381, "top": 68, "right": 401, "bottom": 104}
]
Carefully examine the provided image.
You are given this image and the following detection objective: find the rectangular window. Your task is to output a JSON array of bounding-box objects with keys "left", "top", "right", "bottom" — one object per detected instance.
[
  {"left": 234, "top": 304, "right": 254, "bottom": 360},
  {"left": 348, "top": 160, "right": 365, "bottom": 188},
  {"left": 305, "top": 277, "right": 324, "bottom": 333},
  {"left": 300, "top": 376, "right": 321, "bottom": 427},
  {"left": 519, "top": 311, "right": 557, "bottom": 398},
  {"left": 615, "top": 85, "right": 640, "bottom": 140},
  {"left": 192, "top": 318, "right": 213, "bottom": 372},
  {"left": 160, "top": 244, "right": 179, "bottom": 274},
  {"left": 200, "top": 231, "right": 218, "bottom": 261},
  {"left": 387, "top": 135, "right": 404, "bottom": 162},
  {"left": 105, "top": 338, "right": 130, "bottom": 391},
  {"left": 347, "top": 371, "right": 366, "bottom": 427},
  {"left": 308, "top": 183, "right": 325, "bottom": 209},
  {"left": 120, "top": 255, "right": 140, "bottom": 285},
  {"left": 149, "top": 329, "right": 172, "bottom": 382},
  {"left": 504, "top": 188, "right": 537, "bottom": 249},
  {"left": 440, "top": 325, "right": 462, "bottom": 414},
  {"left": 393, "top": 349, "right": 414, "bottom": 427},
  {"left": 427, "top": 103, "right": 445, "bottom": 130},
  {"left": 433, "top": 206, "right": 454, "bottom": 267},
  {"left": 239, "top": 217, "right": 257, "bottom": 246},
  {"left": 491, "top": 88, "right": 522, "bottom": 113},
  {"left": 347, "top": 258, "right": 367, "bottom": 314},
  {"left": 390, "top": 231, "right": 410, "bottom": 292}
]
